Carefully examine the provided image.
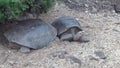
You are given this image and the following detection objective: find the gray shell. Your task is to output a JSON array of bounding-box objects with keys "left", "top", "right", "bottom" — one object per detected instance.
[
  {"left": 52, "top": 16, "right": 82, "bottom": 35},
  {"left": 4, "top": 19, "right": 57, "bottom": 49}
]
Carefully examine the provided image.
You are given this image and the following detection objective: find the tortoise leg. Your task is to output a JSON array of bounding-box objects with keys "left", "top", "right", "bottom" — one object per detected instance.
[
  {"left": 60, "top": 28, "right": 76, "bottom": 41},
  {"left": 19, "top": 46, "right": 30, "bottom": 53},
  {"left": 60, "top": 33, "right": 73, "bottom": 41},
  {"left": 71, "top": 28, "right": 76, "bottom": 39}
]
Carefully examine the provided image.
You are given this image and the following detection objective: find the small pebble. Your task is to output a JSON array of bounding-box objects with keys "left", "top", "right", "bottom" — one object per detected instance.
[
  {"left": 50, "top": 51, "right": 68, "bottom": 59},
  {"left": 89, "top": 55, "right": 99, "bottom": 61}
]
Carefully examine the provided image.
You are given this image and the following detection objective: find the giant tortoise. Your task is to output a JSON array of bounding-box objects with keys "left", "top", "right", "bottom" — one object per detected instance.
[
  {"left": 52, "top": 16, "right": 89, "bottom": 42},
  {"left": 4, "top": 19, "right": 57, "bottom": 53}
]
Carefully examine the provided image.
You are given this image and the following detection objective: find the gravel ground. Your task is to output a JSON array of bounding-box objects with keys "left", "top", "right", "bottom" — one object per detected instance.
[
  {"left": 62, "top": 0, "right": 114, "bottom": 13},
  {"left": 0, "top": 3, "right": 120, "bottom": 68}
]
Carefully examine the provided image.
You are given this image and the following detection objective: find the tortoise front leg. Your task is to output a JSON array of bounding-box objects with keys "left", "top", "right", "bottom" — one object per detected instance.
[
  {"left": 60, "top": 28, "right": 76, "bottom": 41},
  {"left": 71, "top": 28, "right": 76, "bottom": 39},
  {"left": 19, "top": 46, "right": 31, "bottom": 53},
  {"left": 60, "top": 33, "right": 73, "bottom": 41}
]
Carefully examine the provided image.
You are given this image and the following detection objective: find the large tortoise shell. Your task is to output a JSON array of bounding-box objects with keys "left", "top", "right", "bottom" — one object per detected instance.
[{"left": 4, "top": 19, "right": 57, "bottom": 49}]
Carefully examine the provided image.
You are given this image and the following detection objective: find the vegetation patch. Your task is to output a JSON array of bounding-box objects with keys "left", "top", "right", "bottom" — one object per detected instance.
[{"left": 0, "top": 0, "right": 58, "bottom": 23}]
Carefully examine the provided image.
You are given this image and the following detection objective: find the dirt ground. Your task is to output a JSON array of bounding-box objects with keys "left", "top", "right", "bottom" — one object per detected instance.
[{"left": 0, "top": 3, "right": 120, "bottom": 68}]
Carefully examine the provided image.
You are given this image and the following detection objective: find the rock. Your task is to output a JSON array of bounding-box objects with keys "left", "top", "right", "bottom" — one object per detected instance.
[
  {"left": 94, "top": 51, "right": 106, "bottom": 59},
  {"left": 65, "top": 56, "right": 82, "bottom": 67},
  {"left": 89, "top": 55, "right": 99, "bottom": 61},
  {"left": 50, "top": 51, "right": 68, "bottom": 59}
]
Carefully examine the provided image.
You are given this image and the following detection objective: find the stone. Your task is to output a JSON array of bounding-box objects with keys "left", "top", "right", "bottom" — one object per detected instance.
[
  {"left": 94, "top": 51, "right": 106, "bottom": 59},
  {"left": 50, "top": 51, "right": 68, "bottom": 59},
  {"left": 65, "top": 56, "right": 82, "bottom": 67}
]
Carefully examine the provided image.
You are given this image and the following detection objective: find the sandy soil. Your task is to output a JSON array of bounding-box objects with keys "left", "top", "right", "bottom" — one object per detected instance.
[{"left": 0, "top": 3, "right": 120, "bottom": 68}]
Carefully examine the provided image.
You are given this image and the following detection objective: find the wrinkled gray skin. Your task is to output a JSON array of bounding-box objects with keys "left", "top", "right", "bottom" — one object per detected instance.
[
  {"left": 52, "top": 16, "right": 89, "bottom": 42},
  {"left": 4, "top": 19, "right": 57, "bottom": 53}
]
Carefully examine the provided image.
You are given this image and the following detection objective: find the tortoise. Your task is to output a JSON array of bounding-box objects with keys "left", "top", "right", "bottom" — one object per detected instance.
[
  {"left": 52, "top": 16, "right": 89, "bottom": 42},
  {"left": 4, "top": 19, "right": 57, "bottom": 53}
]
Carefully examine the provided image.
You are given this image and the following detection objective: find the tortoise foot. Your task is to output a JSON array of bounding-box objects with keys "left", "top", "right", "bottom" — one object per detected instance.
[
  {"left": 60, "top": 34, "right": 73, "bottom": 41},
  {"left": 19, "top": 47, "right": 30, "bottom": 53}
]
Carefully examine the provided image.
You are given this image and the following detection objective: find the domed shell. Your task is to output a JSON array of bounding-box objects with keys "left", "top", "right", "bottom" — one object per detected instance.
[
  {"left": 52, "top": 16, "right": 82, "bottom": 35},
  {"left": 4, "top": 19, "right": 57, "bottom": 49}
]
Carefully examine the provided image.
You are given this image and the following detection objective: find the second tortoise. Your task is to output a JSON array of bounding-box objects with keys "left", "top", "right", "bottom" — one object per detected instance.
[{"left": 52, "top": 16, "right": 89, "bottom": 42}]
